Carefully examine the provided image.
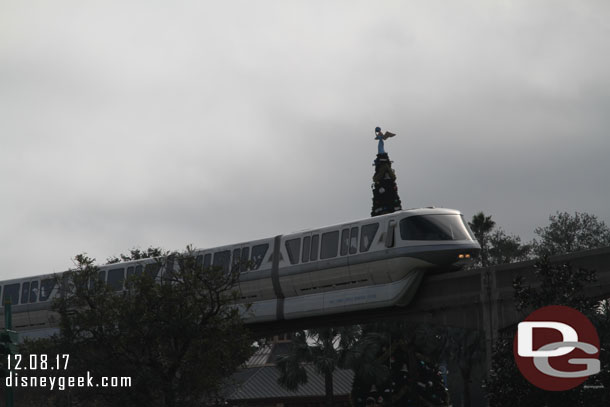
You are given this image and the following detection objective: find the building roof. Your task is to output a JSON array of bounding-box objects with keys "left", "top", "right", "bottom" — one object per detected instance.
[
  {"left": 224, "top": 339, "right": 354, "bottom": 401},
  {"left": 243, "top": 341, "right": 295, "bottom": 367},
  {"left": 225, "top": 365, "right": 354, "bottom": 401},
  {"left": 245, "top": 344, "right": 274, "bottom": 367}
]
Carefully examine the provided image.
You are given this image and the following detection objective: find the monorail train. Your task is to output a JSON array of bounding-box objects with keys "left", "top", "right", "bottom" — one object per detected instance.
[{"left": 0, "top": 207, "right": 480, "bottom": 337}]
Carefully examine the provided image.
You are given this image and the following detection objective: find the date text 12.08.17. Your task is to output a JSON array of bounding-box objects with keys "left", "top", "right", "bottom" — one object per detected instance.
[{"left": 7, "top": 354, "right": 69, "bottom": 371}]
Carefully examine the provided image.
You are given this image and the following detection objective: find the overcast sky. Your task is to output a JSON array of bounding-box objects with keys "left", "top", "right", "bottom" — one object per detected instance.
[{"left": 1, "top": 0, "right": 609, "bottom": 280}]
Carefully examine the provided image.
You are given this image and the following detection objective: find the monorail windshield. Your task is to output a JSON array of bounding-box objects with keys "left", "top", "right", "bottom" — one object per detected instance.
[{"left": 400, "top": 214, "right": 475, "bottom": 241}]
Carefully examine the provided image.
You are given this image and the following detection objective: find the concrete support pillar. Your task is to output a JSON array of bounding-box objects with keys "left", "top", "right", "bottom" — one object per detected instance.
[{"left": 480, "top": 267, "right": 499, "bottom": 376}]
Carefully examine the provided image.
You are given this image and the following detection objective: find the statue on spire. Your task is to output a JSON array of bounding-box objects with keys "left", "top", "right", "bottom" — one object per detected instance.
[{"left": 374, "top": 126, "right": 396, "bottom": 155}]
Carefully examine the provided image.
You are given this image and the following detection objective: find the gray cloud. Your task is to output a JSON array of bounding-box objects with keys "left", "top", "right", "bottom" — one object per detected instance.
[{"left": 1, "top": 0, "right": 609, "bottom": 279}]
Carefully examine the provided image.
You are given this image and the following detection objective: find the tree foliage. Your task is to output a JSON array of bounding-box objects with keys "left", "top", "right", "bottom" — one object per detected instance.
[
  {"left": 275, "top": 323, "right": 453, "bottom": 407},
  {"left": 487, "top": 230, "right": 531, "bottom": 266},
  {"left": 480, "top": 210, "right": 610, "bottom": 405},
  {"left": 437, "top": 328, "right": 483, "bottom": 407},
  {"left": 347, "top": 322, "right": 450, "bottom": 407},
  {"left": 514, "top": 258, "right": 597, "bottom": 313},
  {"left": 469, "top": 212, "right": 495, "bottom": 267},
  {"left": 105, "top": 247, "right": 165, "bottom": 264},
  {"left": 469, "top": 212, "right": 530, "bottom": 267},
  {"left": 486, "top": 258, "right": 609, "bottom": 406},
  {"left": 532, "top": 211, "right": 610, "bottom": 257},
  {"left": 24, "top": 247, "right": 253, "bottom": 407},
  {"left": 276, "top": 327, "right": 358, "bottom": 407}
]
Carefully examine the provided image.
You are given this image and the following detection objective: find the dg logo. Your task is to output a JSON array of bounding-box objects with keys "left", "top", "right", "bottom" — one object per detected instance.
[{"left": 513, "top": 305, "right": 601, "bottom": 391}]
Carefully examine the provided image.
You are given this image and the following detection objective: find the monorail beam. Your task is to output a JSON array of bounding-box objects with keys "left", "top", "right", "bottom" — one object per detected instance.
[{"left": 249, "top": 246, "right": 610, "bottom": 341}]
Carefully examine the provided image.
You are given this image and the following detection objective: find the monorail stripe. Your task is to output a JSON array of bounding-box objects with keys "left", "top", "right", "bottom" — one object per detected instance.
[{"left": 270, "top": 235, "right": 285, "bottom": 320}]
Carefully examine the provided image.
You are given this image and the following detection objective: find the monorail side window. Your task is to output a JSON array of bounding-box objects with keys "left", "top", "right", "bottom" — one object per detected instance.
[
  {"left": 213, "top": 250, "right": 231, "bottom": 273},
  {"left": 196, "top": 255, "right": 203, "bottom": 267},
  {"left": 285, "top": 238, "right": 301, "bottom": 265},
  {"left": 39, "top": 278, "right": 56, "bottom": 302},
  {"left": 29, "top": 281, "right": 38, "bottom": 302},
  {"left": 251, "top": 244, "right": 268, "bottom": 270},
  {"left": 350, "top": 227, "right": 358, "bottom": 254},
  {"left": 399, "top": 215, "right": 473, "bottom": 241},
  {"left": 107, "top": 268, "right": 125, "bottom": 291},
  {"left": 126, "top": 265, "right": 144, "bottom": 281},
  {"left": 89, "top": 270, "right": 106, "bottom": 290},
  {"left": 310, "top": 234, "right": 320, "bottom": 261},
  {"left": 2, "top": 284, "right": 20, "bottom": 305},
  {"left": 340, "top": 229, "right": 349, "bottom": 256},
  {"left": 165, "top": 257, "right": 175, "bottom": 279},
  {"left": 21, "top": 282, "right": 30, "bottom": 304},
  {"left": 321, "top": 231, "right": 339, "bottom": 259},
  {"left": 203, "top": 254, "right": 212, "bottom": 268},
  {"left": 232, "top": 249, "right": 241, "bottom": 272},
  {"left": 302, "top": 237, "right": 311, "bottom": 262},
  {"left": 61, "top": 274, "right": 70, "bottom": 293},
  {"left": 240, "top": 247, "right": 250, "bottom": 272},
  {"left": 360, "top": 223, "right": 379, "bottom": 252},
  {"left": 145, "top": 263, "right": 160, "bottom": 279}
]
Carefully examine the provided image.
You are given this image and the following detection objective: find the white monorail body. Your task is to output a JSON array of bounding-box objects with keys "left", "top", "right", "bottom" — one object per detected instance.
[{"left": 0, "top": 208, "right": 480, "bottom": 337}]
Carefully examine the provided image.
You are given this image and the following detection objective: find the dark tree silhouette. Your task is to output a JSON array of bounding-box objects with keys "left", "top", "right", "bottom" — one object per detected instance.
[
  {"left": 486, "top": 258, "right": 607, "bottom": 406},
  {"left": 276, "top": 327, "right": 358, "bottom": 407},
  {"left": 468, "top": 212, "right": 530, "bottom": 267},
  {"left": 348, "top": 322, "right": 449, "bottom": 407},
  {"left": 18, "top": 247, "right": 254, "bottom": 407},
  {"left": 532, "top": 211, "right": 610, "bottom": 257}
]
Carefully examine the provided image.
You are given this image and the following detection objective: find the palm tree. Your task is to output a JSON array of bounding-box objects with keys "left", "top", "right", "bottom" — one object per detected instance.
[
  {"left": 346, "top": 331, "right": 391, "bottom": 392},
  {"left": 347, "top": 322, "right": 450, "bottom": 407},
  {"left": 276, "top": 327, "right": 358, "bottom": 407},
  {"left": 438, "top": 328, "right": 483, "bottom": 407},
  {"left": 468, "top": 212, "right": 496, "bottom": 267}
]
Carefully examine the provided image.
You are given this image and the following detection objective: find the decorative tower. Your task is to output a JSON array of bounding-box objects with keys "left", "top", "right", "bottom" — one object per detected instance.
[{"left": 371, "top": 127, "right": 402, "bottom": 217}]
